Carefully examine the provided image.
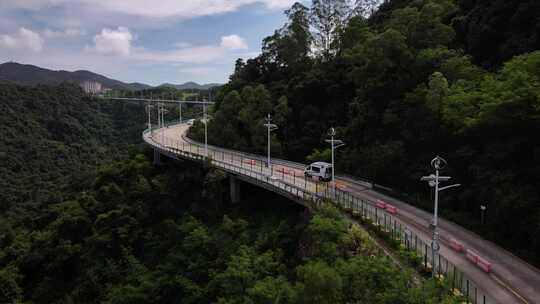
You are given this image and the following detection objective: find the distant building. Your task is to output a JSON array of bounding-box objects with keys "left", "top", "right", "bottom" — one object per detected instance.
[{"left": 81, "top": 81, "right": 102, "bottom": 94}]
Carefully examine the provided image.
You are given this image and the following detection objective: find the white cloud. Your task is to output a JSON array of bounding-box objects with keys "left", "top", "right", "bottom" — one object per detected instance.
[
  {"left": 262, "top": 0, "right": 299, "bottom": 9},
  {"left": 133, "top": 45, "right": 226, "bottom": 64},
  {"left": 0, "top": 27, "right": 44, "bottom": 52},
  {"left": 92, "top": 26, "right": 132, "bottom": 56},
  {"left": 1, "top": 0, "right": 297, "bottom": 19},
  {"left": 220, "top": 35, "right": 248, "bottom": 50},
  {"left": 179, "top": 67, "right": 216, "bottom": 76},
  {"left": 44, "top": 28, "right": 86, "bottom": 38},
  {"left": 173, "top": 42, "right": 192, "bottom": 49}
]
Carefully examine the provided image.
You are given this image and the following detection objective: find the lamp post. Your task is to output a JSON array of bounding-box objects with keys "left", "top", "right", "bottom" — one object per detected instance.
[
  {"left": 263, "top": 114, "right": 278, "bottom": 177},
  {"left": 156, "top": 102, "right": 161, "bottom": 129},
  {"left": 480, "top": 205, "right": 486, "bottom": 225},
  {"left": 421, "top": 156, "right": 460, "bottom": 277},
  {"left": 146, "top": 102, "right": 153, "bottom": 134},
  {"left": 202, "top": 103, "right": 212, "bottom": 158},
  {"left": 159, "top": 103, "right": 168, "bottom": 143},
  {"left": 325, "top": 128, "right": 345, "bottom": 195},
  {"left": 179, "top": 101, "right": 182, "bottom": 124}
]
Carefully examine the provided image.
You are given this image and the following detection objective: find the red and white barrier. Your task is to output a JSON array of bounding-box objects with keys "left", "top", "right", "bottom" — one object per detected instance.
[
  {"left": 386, "top": 205, "right": 398, "bottom": 214},
  {"left": 449, "top": 238, "right": 464, "bottom": 252},
  {"left": 243, "top": 159, "right": 257, "bottom": 165},
  {"left": 293, "top": 171, "right": 304, "bottom": 177},
  {"left": 336, "top": 182, "right": 347, "bottom": 190},
  {"left": 276, "top": 167, "right": 292, "bottom": 175},
  {"left": 466, "top": 249, "right": 479, "bottom": 264},
  {"left": 476, "top": 256, "right": 492, "bottom": 273},
  {"left": 376, "top": 200, "right": 387, "bottom": 209}
]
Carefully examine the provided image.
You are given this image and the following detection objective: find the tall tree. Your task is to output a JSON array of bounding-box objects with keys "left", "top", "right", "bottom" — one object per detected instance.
[
  {"left": 262, "top": 2, "right": 312, "bottom": 72},
  {"left": 310, "top": 0, "right": 350, "bottom": 60}
]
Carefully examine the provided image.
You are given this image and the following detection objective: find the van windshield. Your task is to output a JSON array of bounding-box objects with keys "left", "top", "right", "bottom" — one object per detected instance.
[{"left": 312, "top": 166, "right": 320, "bottom": 173}]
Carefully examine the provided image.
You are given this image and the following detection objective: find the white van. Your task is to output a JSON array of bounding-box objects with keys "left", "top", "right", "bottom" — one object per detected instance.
[{"left": 304, "top": 162, "right": 333, "bottom": 181}]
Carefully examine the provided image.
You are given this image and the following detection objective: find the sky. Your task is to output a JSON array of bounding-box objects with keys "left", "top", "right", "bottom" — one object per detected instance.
[{"left": 0, "top": 0, "right": 300, "bottom": 85}]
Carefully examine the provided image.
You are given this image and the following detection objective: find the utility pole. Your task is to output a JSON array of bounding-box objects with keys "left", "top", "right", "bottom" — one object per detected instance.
[
  {"left": 146, "top": 102, "right": 153, "bottom": 131},
  {"left": 421, "top": 156, "right": 460, "bottom": 277},
  {"left": 204, "top": 103, "right": 208, "bottom": 157},
  {"left": 263, "top": 114, "right": 278, "bottom": 177},
  {"left": 157, "top": 103, "right": 168, "bottom": 143},
  {"left": 157, "top": 102, "right": 161, "bottom": 128},
  {"left": 420, "top": 156, "right": 461, "bottom": 277},
  {"left": 156, "top": 101, "right": 161, "bottom": 141},
  {"left": 325, "top": 128, "right": 344, "bottom": 196},
  {"left": 480, "top": 205, "right": 486, "bottom": 225},
  {"left": 179, "top": 101, "right": 182, "bottom": 124}
]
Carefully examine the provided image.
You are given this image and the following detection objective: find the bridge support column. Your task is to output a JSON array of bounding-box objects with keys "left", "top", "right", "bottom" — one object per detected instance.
[
  {"left": 153, "top": 149, "right": 161, "bottom": 165},
  {"left": 230, "top": 175, "right": 241, "bottom": 204}
]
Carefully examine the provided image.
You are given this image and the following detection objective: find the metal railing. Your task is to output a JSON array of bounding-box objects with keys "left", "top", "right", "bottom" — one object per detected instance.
[{"left": 143, "top": 124, "right": 498, "bottom": 304}]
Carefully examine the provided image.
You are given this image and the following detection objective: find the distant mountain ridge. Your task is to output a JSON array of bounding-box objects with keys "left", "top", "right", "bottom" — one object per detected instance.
[
  {"left": 0, "top": 62, "right": 153, "bottom": 91},
  {"left": 0, "top": 62, "right": 222, "bottom": 91},
  {"left": 159, "top": 81, "right": 222, "bottom": 90}
]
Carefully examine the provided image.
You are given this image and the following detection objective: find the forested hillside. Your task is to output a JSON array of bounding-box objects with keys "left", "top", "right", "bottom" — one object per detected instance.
[
  {"left": 0, "top": 152, "right": 459, "bottom": 303},
  {"left": 189, "top": 0, "right": 540, "bottom": 265},
  {"left": 0, "top": 83, "right": 146, "bottom": 218}
]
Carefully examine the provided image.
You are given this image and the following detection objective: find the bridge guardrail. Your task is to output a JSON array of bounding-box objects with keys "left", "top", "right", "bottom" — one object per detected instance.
[
  {"left": 144, "top": 125, "right": 498, "bottom": 304},
  {"left": 172, "top": 120, "right": 373, "bottom": 189}
]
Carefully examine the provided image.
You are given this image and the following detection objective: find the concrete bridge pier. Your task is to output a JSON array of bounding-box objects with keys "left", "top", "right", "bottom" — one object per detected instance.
[
  {"left": 153, "top": 149, "right": 161, "bottom": 165},
  {"left": 230, "top": 175, "right": 241, "bottom": 203}
]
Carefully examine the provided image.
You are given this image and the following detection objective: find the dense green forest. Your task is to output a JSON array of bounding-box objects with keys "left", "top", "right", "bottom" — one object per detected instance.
[
  {"left": 0, "top": 83, "right": 146, "bottom": 216},
  {"left": 0, "top": 151, "right": 459, "bottom": 303},
  {"left": 189, "top": 0, "right": 540, "bottom": 265}
]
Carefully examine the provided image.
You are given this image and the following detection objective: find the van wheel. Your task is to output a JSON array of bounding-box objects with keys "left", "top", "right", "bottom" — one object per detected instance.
[{"left": 318, "top": 176, "right": 322, "bottom": 182}]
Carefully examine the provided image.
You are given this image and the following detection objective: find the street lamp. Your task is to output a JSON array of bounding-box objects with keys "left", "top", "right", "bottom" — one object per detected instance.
[
  {"left": 263, "top": 114, "right": 278, "bottom": 177},
  {"left": 158, "top": 103, "right": 168, "bottom": 143},
  {"left": 202, "top": 103, "right": 212, "bottom": 158},
  {"left": 421, "top": 156, "right": 460, "bottom": 277},
  {"left": 325, "top": 128, "right": 345, "bottom": 195},
  {"left": 146, "top": 102, "right": 154, "bottom": 134},
  {"left": 156, "top": 102, "right": 162, "bottom": 129},
  {"left": 179, "top": 101, "right": 182, "bottom": 124},
  {"left": 480, "top": 205, "right": 487, "bottom": 225}
]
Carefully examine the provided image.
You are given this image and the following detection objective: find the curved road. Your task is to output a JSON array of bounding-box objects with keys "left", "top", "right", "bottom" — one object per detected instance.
[{"left": 146, "top": 123, "right": 540, "bottom": 304}]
